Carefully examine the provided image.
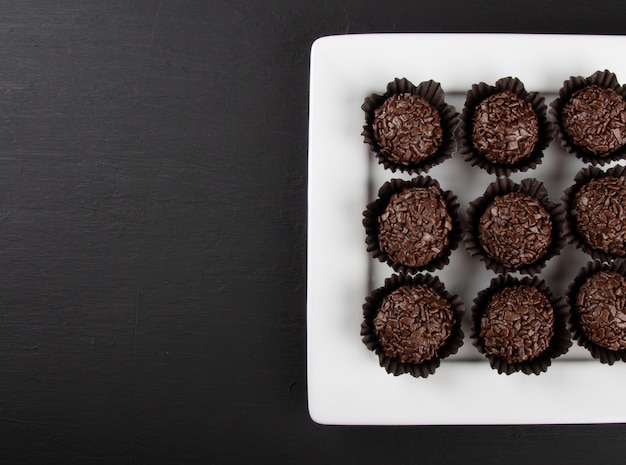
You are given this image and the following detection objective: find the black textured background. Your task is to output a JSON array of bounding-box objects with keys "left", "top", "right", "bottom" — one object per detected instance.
[{"left": 2, "top": 1, "right": 626, "bottom": 463}]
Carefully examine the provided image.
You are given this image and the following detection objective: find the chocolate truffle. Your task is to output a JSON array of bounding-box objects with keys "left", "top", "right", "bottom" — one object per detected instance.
[
  {"left": 478, "top": 192, "right": 552, "bottom": 269},
  {"left": 459, "top": 77, "right": 551, "bottom": 176},
  {"left": 551, "top": 70, "right": 626, "bottom": 165},
  {"left": 362, "top": 78, "right": 459, "bottom": 175},
  {"left": 472, "top": 90, "right": 539, "bottom": 164},
  {"left": 362, "top": 273, "right": 465, "bottom": 377},
  {"left": 480, "top": 285, "right": 554, "bottom": 364},
  {"left": 378, "top": 185, "right": 453, "bottom": 268},
  {"left": 562, "top": 85, "right": 626, "bottom": 157},
  {"left": 572, "top": 175, "right": 626, "bottom": 256},
  {"left": 372, "top": 93, "right": 443, "bottom": 166},
  {"left": 471, "top": 275, "right": 571, "bottom": 375},
  {"left": 575, "top": 270, "right": 626, "bottom": 351},
  {"left": 465, "top": 178, "right": 565, "bottom": 276},
  {"left": 373, "top": 284, "right": 453, "bottom": 364},
  {"left": 566, "top": 260, "right": 626, "bottom": 364}
]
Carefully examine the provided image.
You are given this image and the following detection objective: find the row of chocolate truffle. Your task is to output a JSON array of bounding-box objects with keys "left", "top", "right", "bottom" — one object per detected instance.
[
  {"left": 362, "top": 71, "right": 626, "bottom": 176},
  {"left": 364, "top": 166, "right": 626, "bottom": 276},
  {"left": 362, "top": 260, "right": 626, "bottom": 378}
]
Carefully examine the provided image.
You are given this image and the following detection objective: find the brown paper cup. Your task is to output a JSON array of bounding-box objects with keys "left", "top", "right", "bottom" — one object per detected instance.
[
  {"left": 561, "top": 164, "right": 626, "bottom": 262},
  {"left": 363, "top": 176, "right": 462, "bottom": 274},
  {"left": 464, "top": 177, "right": 566, "bottom": 275},
  {"left": 550, "top": 70, "right": 626, "bottom": 165},
  {"left": 361, "top": 273, "right": 465, "bottom": 378},
  {"left": 565, "top": 259, "right": 626, "bottom": 364},
  {"left": 458, "top": 76, "right": 553, "bottom": 176},
  {"left": 470, "top": 275, "right": 572, "bottom": 375},
  {"left": 361, "top": 77, "right": 459, "bottom": 175}
]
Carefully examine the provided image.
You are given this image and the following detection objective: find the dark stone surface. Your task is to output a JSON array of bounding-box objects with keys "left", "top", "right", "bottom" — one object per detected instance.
[{"left": 3, "top": 0, "right": 626, "bottom": 463}]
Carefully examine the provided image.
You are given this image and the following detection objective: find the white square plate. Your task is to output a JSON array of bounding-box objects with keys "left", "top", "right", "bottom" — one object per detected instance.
[{"left": 307, "top": 33, "right": 626, "bottom": 425}]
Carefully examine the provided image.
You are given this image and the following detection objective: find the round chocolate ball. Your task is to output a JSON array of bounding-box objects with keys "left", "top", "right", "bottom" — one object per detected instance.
[
  {"left": 575, "top": 270, "right": 626, "bottom": 351},
  {"left": 373, "top": 284, "right": 453, "bottom": 364},
  {"left": 480, "top": 285, "right": 554, "bottom": 364},
  {"left": 562, "top": 85, "right": 626, "bottom": 157},
  {"left": 573, "top": 176, "right": 626, "bottom": 256},
  {"left": 378, "top": 186, "right": 453, "bottom": 268},
  {"left": 472, "top": 90, "right": 539, "bottom": 165},
  {"left": 372, "top": 93, "right": 443, "bottom": 166},
  {"left": 478, "top": 192, "right": 552, "bottom": 268}
]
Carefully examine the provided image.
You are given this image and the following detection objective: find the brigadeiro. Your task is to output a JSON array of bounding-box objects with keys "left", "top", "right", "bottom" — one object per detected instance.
[
  {"left": 363, "top": 177, "right": 462, "bottom": 274},
  {"left": 361, "top": 273, "right": 465, "bottom": 378},
  {"left": 362, "top": 77, "right": 459, "bottom": 174},
  {"left": 471, "top": 275, "right": 571, "bottom": 375},
  {"left": 551, "top": 70, "right": 626, "bottom": 165},
  {"left": 562, "top": 164, "right": 626, "bottom": 261},
  {"left": 458, "top": 76, "right": 552, "bottom": 176},
  {"left": 566, "top": 260, "right": 626, "bottom": 364},
  {"left": 464, "top": 177, "right": 566, "bottom": 275}
]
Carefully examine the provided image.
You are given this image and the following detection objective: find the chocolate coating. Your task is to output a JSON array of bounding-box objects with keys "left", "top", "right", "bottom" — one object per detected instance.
[
  {"left": 372, "top": 93, "right": 443, "bottom": 166},
  {"left": 562, "top": 85, "right": 626, "bottom": 157},
  {"left": 478, "top": 192, "right": 552, "bottom": 268},
  {"left": 373, "top": 284, "right": 453, "bottom": 364},
  {"left": 573, "top": 176, "right": 626, "bottom": 256},
  {"left": 576, "top": 270, "right": 626, "bottom": 351},
  {"left": 378, "top": 186, "right": 452, "bottom": 268},
  {"left": 480, "top": 285, "right": 554, "bottom": 364},
  {"left": 472, "top": 90, "right": 539, "bottom": 164}
]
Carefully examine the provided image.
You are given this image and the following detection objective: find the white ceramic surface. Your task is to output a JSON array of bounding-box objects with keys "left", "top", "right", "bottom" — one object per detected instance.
[{"left": 307, "top": 33, "right": 626, "bottom": 425}]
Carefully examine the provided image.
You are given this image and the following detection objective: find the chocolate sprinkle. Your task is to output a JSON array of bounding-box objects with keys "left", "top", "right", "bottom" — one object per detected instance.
[
  {"left": 562, "top": 85, "right": 626, "bottom": 157},
  {"left": 378, "top": 186, "right": 453, "bottom": 268},
  {"left": 478, "top": 192, "right": 552, "bottom": 268},
  {"left": 372, "top": 93, "right": 443, "bottom": 166},
  {"left": 573, "top": 176, "right": 626, "bottom": 256},
  {"left": 373, "top": 284, "right": 453, "bottom": 364},
  {"left": 471, "top": 90, "right": 539, "bottom": 164},
  {"left": 575, "top": 270, "right": 626, "bottom": 351},
  {"left": 480, "top": 285, "right": 554, "bottom": 364}
]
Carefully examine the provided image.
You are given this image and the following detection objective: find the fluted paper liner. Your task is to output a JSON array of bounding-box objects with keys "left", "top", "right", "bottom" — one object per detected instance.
[
  {"left": 551, "top": 70, "right": 626, "bottom": 165},
  {"left": 565, "top": 259, "right": 626, "bottom": 364},
  {"left": 363, "top": 176, "right": 462, "bottom": 274},
  {"left": 361, "top": 273, "right": 465, "bottom": 378},
  {"left": 464, "top": 177, "right": 566, "bottom": 275},
  {"left": 361, "top": 77, "right": 459, "bottom": 174},
  {"left": 561, "top": 164, "right": 626, "bottom": 262},
  {"left": 458, "top": 76, "right": 553, "bottom": 177},
  {"left": 471, "top": 275, "right": 572, "bottom": 375}
]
